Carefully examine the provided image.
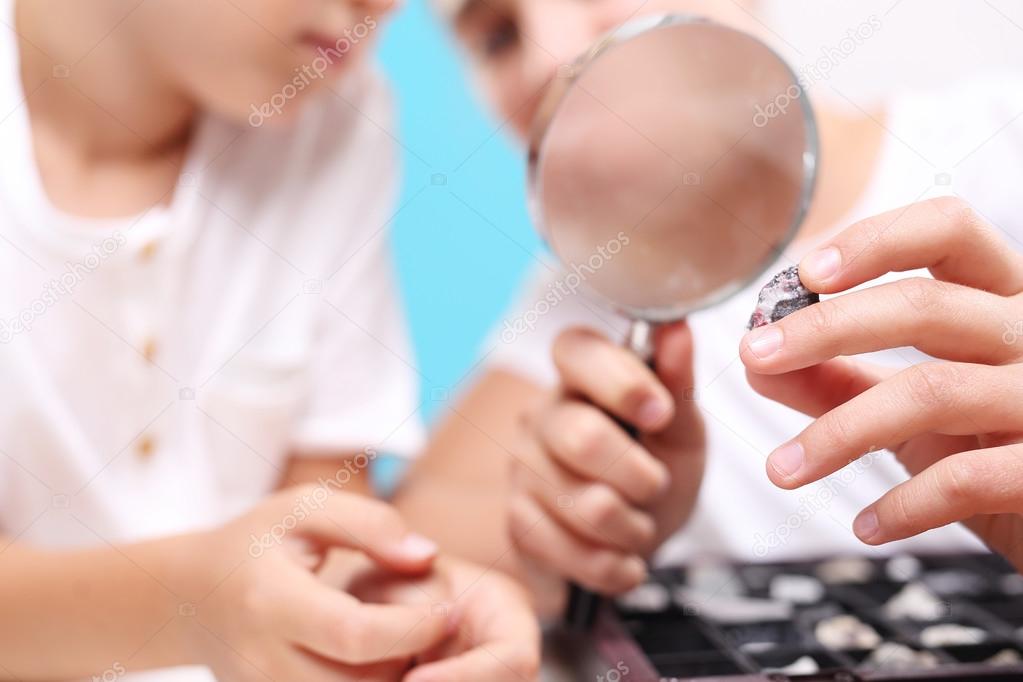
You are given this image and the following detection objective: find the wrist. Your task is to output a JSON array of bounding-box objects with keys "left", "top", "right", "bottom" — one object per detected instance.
[{"left": 135, "top": 529, "right": 217, "bottom": 667}]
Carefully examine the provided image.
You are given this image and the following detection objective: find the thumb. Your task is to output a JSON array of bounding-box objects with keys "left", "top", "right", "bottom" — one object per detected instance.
[
  {"left": 654, "top": 320, "right": 695, "bottom": 400},
  {"left": 650, "top": 321, "right": 702, "bottom": 450}
]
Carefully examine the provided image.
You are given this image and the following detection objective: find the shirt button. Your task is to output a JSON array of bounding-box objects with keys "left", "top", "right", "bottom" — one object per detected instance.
[
  {"left": 139, "top": 241, "right": 159, "bottom": 262},
  {"left": 136, "top": 435, "right": 156, "bottom": 459},
  {"left": 142, "top": 337, "right": 158, "bottom": 363}
]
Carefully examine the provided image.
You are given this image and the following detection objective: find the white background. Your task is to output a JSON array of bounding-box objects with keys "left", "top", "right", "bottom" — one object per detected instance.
[{"left": 766, "top": 0, "right": 1023, "bottom": 103}]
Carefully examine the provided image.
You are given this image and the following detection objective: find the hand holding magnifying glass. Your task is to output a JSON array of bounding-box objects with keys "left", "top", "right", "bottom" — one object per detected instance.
[{"left": 512, "top": 15, "right": 818, "bottom": 629}]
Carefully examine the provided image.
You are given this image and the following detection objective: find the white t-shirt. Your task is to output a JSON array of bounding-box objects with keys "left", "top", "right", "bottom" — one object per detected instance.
[
  {"left": 0, "top": 11, "right": 423, "bottom": 680},
  {"left": 489, "top": 73, "right": 1023, "bottom": 566}
]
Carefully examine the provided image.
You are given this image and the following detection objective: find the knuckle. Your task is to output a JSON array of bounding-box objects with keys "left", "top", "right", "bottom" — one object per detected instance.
[
  {"left": 931, "top": 196, "right": 980, "bottom": 227},
  {"left": 581, "top": 552, "right": 626, "bottom": 590},
  {"left": 359, "top": 498, "right": 405, "bottom": 536},
  {"left": 552, "top": 327, "right": 598, "bottom": 367},
  {"left": 887, "top": 487, "right": 917, "bottom": 531},
  {"left": 802, "top": 297, "right": 840, "bottom": 336},
  {"left": 556, "top": 406, "right": 606, "bottom": 465},
  {"left": 902, "top": 361, "right": 961, "bottom": 409},
  {"left": 816, "top": 410, "right": 856, "bottom": 452},
  {"left": 507, "top": 648, "right": 542, "bottom": 681},
  {"left": 578, "top": 485, "right": 623, "bottom": 528},
  {"left": 622, "top": 454, "right": 668, "bottom": 504},
  {"left": 633, "top": 513, "right": 657, "bottom": 548},
  {"left": 851, "top": 213, "right": 890, "bottom": 254},
  {"left": 894, "top": 277, "right": 941, "bottom": 313},
  {"left": 508, "top": 495, "right": 541, "bottom": 542},
  {"left": 336, "top": 619, "right": 372, "bottom": 663},
  {"left": 938, "top": 457, "right": 981, "bottom": 506},
  {"left": 636, "top": 472, "right": 667, "bottom": 506},
  {"left": 621, "top": 382, "right": 653, "bottom": 416}
]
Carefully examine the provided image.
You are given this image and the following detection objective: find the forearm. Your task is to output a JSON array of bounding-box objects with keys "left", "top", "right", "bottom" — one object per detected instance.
[
  {"left": 278, "top": 451, "right": 374, "bottom": 497},
  {"left": 0, "top": 535, "right": 195, "bottom": 679}
]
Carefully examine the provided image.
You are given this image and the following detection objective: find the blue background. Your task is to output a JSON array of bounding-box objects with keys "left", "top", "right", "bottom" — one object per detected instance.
[{"left": 376, "top": 0, "right": 544, "bottom": 423}]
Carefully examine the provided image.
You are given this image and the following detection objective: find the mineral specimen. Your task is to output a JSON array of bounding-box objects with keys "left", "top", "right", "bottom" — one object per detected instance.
[
  {"left": 885, "top": 555, "right": 923, "bottom": 582},
  {"left": 747, "top": 265, "right": 820, "bottom": 330},
  {"left": 862, "top": 643, "right": 940, "bottom": 671},
  {"left": 814, "top": 614, "right": 882, "bottom": 650},
  {"left": 816, "top": 556, "right": 874, "bottom": 585},
  {"left": 769, "top": 574, "right": 825, "bottom": 605},
  {"left": 921, "top": 569, "right": 987, "bottom": 597},
  {"left": 988, "top": 648, "right": 1023, "bottom": 666},
  {"left": 764, "top": 656, "right": 820, "bottom": 675},
  {"left": 883, "top": 582, "right": 946, "bottom": 621},
  {"left": 919, "top": 623, "right": 986, "bottom": 647}
]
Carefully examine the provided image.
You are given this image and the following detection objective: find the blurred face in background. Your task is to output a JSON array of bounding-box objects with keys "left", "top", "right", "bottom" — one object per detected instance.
[
  {"left": 448, "top": 0, "right": 761, "bottom": 138},
  {"left": 129, "top": 0, "right": 398, "bottom": 124}
]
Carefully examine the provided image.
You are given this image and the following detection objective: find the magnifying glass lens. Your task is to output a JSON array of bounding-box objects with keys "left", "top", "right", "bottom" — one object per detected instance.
[{"left": 534, "top": 20, "right": 814, "bottom": 320}]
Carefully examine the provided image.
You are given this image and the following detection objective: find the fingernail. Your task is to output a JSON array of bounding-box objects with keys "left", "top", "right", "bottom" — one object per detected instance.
[
  {"left": 400, "top": 533, "right": 438, "bottom": 560},
  {"left": 854, "top": 509, "right": 880, "bottom": 541},
  {"left": 637, "top": 396, "right": 669, "bottom": 429},
  {"left": 746, "top": 327, "right": 783, "bottom": 359},
  {"left": 768, "top": 441, "right": 804, "bottom": 480},
  {"left": 802, "top": 246, "right": 841, "bottom": 282}
]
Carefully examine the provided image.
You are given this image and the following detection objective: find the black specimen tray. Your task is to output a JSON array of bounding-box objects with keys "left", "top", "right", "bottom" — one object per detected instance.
[{"left": 576, "top": 552, "right": 1023, "bottom": 681}]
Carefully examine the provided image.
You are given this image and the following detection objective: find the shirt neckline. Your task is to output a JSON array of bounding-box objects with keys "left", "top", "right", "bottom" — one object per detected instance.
[{"left": 0, "top": 0, "right": 215, "bottom": 253}]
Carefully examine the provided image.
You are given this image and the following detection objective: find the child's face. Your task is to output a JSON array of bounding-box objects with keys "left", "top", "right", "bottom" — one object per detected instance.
[
  {"left": 135, "top": 0, "right": 396, "bottom": 126},
  {"left": 449, "top": 0, "right": 759, "bottom": 139}
]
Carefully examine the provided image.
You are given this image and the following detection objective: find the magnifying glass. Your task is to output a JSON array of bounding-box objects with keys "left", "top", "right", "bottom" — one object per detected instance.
[{"left": 526, "top": 14, "right": 819, "bottom": 630}]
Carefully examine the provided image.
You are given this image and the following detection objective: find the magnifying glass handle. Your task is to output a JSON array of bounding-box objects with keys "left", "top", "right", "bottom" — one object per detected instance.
[{"left": 563, "top": 320, "right": 657, "bottom": 631}]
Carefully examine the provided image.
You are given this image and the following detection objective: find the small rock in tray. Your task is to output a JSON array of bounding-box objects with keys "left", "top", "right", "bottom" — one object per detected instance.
[
  {"left": 883, "top": 582, "right": 946, "bottom": 622},
  {"left": 816, "top": 556, "right": 874, "bottom": 585},
  {"left": 769, "top": 574, "right": 825, "bottom": 605},
  {"left": 885, "top": 554, "right": 923, "bottom": 582},
  {"left": 919, "top": 623, "right": 986, "bottom": 647},
  {"left": 988, "top": 648, "right": 1023, "bottom": 666},
  {"left": 862, "top": 642, "right": 940, "bottom": 671},
  {"left": 764, "top": 655, "right": 820, "bottom": 676},
  {"left": 747, "top": 265, "right": 820, "bottom": 330},
  {"left": 814, "top": 614, "right": 882, "bottom": 650}
]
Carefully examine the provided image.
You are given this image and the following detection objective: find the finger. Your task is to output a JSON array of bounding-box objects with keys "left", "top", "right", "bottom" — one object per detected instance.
[
  {"left": 746, "top": 357, "right": 891, "bottom": 418},
  {"left": 509, "top": 493, "right": 646, "bottom": 594},
  {"left": 553, "top": 327, "right": 674, "bottom": 430},
  {"left": 516, "top": 447, "right": 655, "bottom": 554},
  {"left": 404, "top": 572, "right": 541, "bottom": 682},
  {"left": 404, "top": 642, "right": 540, "bottom": 682},
  {"left": 288, "top": 491, "right": 437, "bottom": 573},
  {"left": 271, "top": 567, "right": 451, "bottom": 665},
  {"left": 852, "top": 445, "right": 1023, "bottom": 545},
  {"left": 289, "top": 649, "right": 409, "bottom": 682},
  {"left": 741, "top": 278, "right": 1018, "bottom": 373},
  {"left": 535, "top": 400, "right": 669, "bottom": 504},
  {"left": 766, "top": 362, "right": 1023, "bottom": 489},
  {"left": 654, "top": 321, "right": 695, "bottom": 398},
  {"left": 799, "top": 197, "right": 1023, "bottom": 296},
  {"left": 651, "top": 321, "right": 703, "bottom": 451},
  {"left": 516, "top": 447, "right": 655, "bottom": 551}
]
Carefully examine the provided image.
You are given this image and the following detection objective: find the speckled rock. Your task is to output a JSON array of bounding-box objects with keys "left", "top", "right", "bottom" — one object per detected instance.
[{"left": 747, "top": 265, "right": 819, "bottom": 330}]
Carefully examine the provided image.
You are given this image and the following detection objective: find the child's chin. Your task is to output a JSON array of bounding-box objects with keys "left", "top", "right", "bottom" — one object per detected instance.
[{"left": 235, "top": 56, "right": 368, "bottom": 130}]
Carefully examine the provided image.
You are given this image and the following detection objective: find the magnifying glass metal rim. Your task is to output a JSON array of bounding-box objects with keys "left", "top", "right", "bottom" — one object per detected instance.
[{"left": 526, "top": 13, "right": 820, "bottom": 324}]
